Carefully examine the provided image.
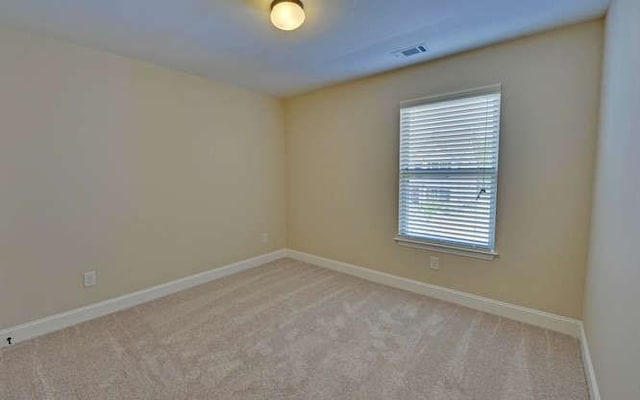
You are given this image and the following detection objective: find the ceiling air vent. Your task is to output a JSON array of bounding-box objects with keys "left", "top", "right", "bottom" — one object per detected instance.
[{"left": 393, "top": 43, "right": 429, "bottom": 58}]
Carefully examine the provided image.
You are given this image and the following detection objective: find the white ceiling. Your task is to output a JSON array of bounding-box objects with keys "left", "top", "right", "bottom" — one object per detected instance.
[{"left": 0, "top": 0, "right": 609, "bottom": 97}]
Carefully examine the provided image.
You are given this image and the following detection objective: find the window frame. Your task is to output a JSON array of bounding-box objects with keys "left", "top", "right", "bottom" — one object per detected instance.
[{"left": 395, "top": 85, "right": 502, "bottom": 260}]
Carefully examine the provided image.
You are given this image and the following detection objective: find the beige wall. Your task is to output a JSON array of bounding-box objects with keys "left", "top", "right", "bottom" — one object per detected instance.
[
  {"left": 584, "top": 0, "right": 640, "bottom": 398},
  {"left": 0, "top": 27, "right": 286, "bottom": 329},
  {"left": 285, "top": 21, "right": 603, "bottom": 319},
  {"left": 0, "top": 19, "right": 609, "bottom": 330}
]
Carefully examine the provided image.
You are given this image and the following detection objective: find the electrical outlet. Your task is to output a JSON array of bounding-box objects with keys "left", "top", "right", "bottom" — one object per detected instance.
[
  {"left": 429, "top": 256, "right": 440, "bottom": 271},
  {"left": 83, "top": 271, "right": 96, "bottom": 288},
  {"left": 262, "top": 233, "right": 269, "bottom": 243}
]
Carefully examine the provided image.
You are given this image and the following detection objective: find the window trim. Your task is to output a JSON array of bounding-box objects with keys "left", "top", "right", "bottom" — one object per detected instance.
[
  {"left": 395, "top": 84, "right": 502, "bottom": 260},
  {"left": 394, "top": 235, "right": 498, "bottom": 260}
]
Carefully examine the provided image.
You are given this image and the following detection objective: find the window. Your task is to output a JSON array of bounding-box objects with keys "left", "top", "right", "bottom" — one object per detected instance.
[{"left": 396, "top": 86, "right": 501, "bottom": 259}]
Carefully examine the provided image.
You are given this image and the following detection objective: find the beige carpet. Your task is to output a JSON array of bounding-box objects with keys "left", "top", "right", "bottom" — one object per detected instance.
[{"left": 1, "top": 258, "right": 588, "bottom": 399}]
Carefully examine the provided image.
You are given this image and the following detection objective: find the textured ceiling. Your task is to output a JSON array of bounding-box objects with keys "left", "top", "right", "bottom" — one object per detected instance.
[{"left": 0, "top": 0, "right": 609, "bottom": 96}]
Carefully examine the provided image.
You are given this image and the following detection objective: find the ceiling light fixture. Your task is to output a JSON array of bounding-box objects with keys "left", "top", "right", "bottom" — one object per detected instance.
[{"left": 270, "top": 0, "right": 305, "bottom": 31}]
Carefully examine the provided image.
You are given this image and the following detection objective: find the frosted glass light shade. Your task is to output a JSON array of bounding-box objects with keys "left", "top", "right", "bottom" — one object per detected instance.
[{"left": 271, "top": 0, "right": 305, "bottom": 31}]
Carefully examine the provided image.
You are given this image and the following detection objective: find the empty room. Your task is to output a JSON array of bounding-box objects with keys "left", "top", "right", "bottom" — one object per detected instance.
[{"left": 0, "top": 0, "right": 638, "bottom": 399}]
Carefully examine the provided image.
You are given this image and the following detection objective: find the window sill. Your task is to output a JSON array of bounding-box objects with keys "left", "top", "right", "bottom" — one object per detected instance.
[{"left": 394, "top": 236, "right": 498, "bottom": 260}]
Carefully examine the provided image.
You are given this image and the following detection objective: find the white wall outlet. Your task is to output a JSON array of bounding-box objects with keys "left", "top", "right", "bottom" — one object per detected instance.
[
  {"left": 429, "top": 256, "right": 440, "bottom": 271},
  {"left": 262, "top": 233, "right": 269, "bottom": 243},
  {"left": 83, "top": 271, "right": 96, "bottom": 288}
]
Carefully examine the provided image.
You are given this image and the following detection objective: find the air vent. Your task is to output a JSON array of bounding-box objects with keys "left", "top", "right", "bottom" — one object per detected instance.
[{"left": 393, "top": 43, "right": 429, "bottom": 58}]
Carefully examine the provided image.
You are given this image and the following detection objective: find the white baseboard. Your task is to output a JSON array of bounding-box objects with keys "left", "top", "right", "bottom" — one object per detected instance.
[
  {"left": 0, "top": 249, "right": 287, "bottom": 348},
  {"left": 579, "top": 322, "right": 601, "bottom": 400},
  {"left": 286, "top": 249, "right": 582, "bottom": 338}
]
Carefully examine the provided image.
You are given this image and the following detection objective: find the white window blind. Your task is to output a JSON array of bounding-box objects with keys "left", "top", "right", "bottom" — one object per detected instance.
[{"left": 397, "top": 86, "right": 501, "bottom": 257}]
